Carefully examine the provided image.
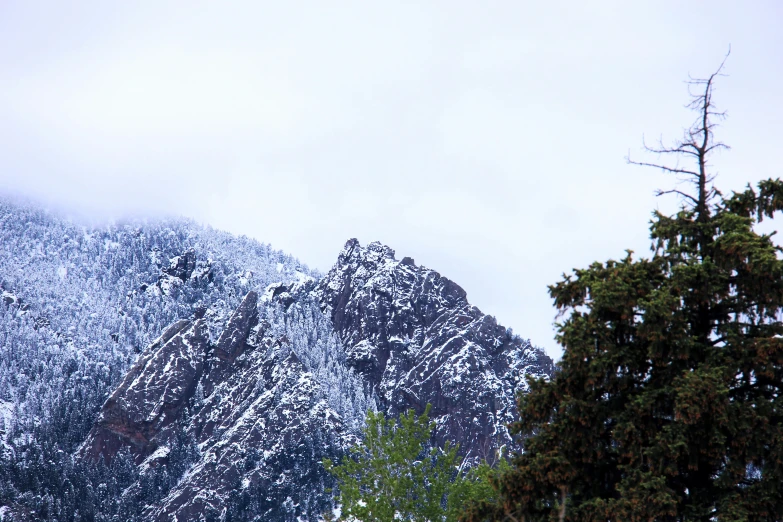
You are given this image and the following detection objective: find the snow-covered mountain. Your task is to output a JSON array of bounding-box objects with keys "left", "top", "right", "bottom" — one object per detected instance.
[
  {"left": 313, "top": 239, "right": 552, "bottom": 460},
  {"left": 0, "top": 198, "right": 552, "bottom": 521}
]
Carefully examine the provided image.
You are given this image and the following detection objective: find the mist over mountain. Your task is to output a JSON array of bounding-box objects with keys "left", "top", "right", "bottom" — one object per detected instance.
[{"left": 0, "top": 197, "right": 551, "bottom": 521}]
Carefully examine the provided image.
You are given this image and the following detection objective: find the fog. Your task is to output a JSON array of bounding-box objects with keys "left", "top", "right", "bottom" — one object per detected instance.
[{"left": 2, "top": 1, "right": 782, "bottom": 359}]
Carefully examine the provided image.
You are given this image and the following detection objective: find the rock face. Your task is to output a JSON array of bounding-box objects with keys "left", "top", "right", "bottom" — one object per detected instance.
[
  {"left": 78, "top": 239, "right": 553, "bottom": 520},
  {"left": 155, "top": 341, "right": 346, "bottom": 521},
  {"left": 314, "top": 239, "right": 552, "bottom": 460},
  {"left": 163, "top": 249, "right": 198, "bottom": 281},
  {"left": 79, "top": 319, "right": 206, "bottom": 462},
  {"left": 214, "top": 291, "right": 259, "bottom": 362},
  {"left": 79, "top": 289, "right": 353, "bottom": 521}
]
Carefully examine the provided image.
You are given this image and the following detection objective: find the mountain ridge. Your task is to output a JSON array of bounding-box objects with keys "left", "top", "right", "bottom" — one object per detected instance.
[{"left": 0, "top": 198, "right": 552, "bottom": 521}]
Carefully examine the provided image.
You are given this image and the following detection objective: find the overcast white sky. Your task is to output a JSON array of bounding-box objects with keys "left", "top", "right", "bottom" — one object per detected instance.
[{"left": 2, "top": 2, "right": 782, "bottom": 360}]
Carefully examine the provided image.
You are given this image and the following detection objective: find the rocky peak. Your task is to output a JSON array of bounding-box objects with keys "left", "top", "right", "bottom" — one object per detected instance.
[
  {"left": 214, "top": 290, "right": 259, "bottom": 361},
  {"left": 76, "top": 238, "right": 553, "bottom": 519},
  {"left": 314, "top": 239, "right": 552, "bottom": 461}
]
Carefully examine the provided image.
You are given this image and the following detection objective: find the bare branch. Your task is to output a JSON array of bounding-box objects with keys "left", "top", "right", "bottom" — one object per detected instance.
[
  {"left": 558, "top": 486, "right": 568, "bottom": 522},
  {"left": 503, "top": 511, "right": 522, "bottom": 522},
  {"left": 705, "top": 143, "right": 731, "bottom": 154},
  {"left": 644, "top": 144, "right": 700, "bottom": 157},
  {"left": 655, "top": 189, "right": 700, "bottom": 206},
  {"left": 641, "top": 135, "right": 700, "bottom": 157},
  {"left": 626, "top": 157, "right": 700, "bottom": 177}
]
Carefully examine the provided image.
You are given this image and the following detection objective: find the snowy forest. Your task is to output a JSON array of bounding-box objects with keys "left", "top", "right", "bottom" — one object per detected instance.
[{"left": 0, "top": 197, "right": 375, "bottom": 520}]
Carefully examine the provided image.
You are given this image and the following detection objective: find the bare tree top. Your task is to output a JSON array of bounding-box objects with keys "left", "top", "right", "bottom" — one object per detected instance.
[{"left": 627, "top": 49, "right": 731, "bottom": 223}]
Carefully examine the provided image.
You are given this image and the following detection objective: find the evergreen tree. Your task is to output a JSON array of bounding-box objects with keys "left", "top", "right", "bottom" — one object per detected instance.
[{"left": 464, "top": 57, "right": 783, "bottom": 521}]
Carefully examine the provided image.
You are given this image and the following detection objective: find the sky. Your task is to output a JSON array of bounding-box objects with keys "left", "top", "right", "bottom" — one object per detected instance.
[{"left": 1, "top": 2, "right": 782, "bottom": 360}]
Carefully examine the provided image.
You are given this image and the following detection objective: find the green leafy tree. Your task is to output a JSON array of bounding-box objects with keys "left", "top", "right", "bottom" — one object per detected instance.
[
  {"left": 325, "top": 404, "right": 496, "bottom": 522},
  {"left": 464, "top": 56, "right": 783, "bottom": 522},
  {"left": 448, "top": 458, "right": 511, "bottom": 520}
]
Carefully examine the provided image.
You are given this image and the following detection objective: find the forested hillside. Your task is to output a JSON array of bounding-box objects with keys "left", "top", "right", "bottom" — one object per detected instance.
[
  {"left": 0, "top": 198, "right": 317, "bottom": 519},
  {"left": 0, "top": 198, "right": 550, "bottom": 521}
]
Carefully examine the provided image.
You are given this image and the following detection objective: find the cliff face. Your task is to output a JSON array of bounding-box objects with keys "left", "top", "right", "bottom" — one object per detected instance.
[
  {"left": 77, "top": 239, "right": 553, "bottom": 520},
  {"left": 314, "top": 239, "right": 552, "bottom": 460},
  {"left": 79, "top": 290, "right": 354, "bottom": 521},
  {"left": 78, "top": 318, "right": 201, "bottom": 463}
]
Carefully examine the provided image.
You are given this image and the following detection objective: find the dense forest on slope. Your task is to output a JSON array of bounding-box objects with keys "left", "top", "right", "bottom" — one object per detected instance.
[
  {"left": 0, "top": 198, "right": 548, "bottom": 521},
  {"left": 0, "top": 198, "right": 333, "bottom": 519}
]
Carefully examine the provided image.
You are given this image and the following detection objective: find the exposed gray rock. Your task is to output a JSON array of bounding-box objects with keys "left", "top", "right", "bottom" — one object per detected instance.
[
  {"left": 78, "top": 319, "right": 207, "bottom": 462},
  {"left": 78, "top": 291, "right": 352, "bottom": 520},
  {"left": 163, "top": 249, "right": 197, "bottom": 281},
  {"left": 77, "top": 239, "right": 553, "bottom": 519},
  {"left": 214, "top": 290, "right": 259, "bottom": 361},
  {"left": 314, "top": 239, "right": 553, "bottom": 460},
  {"left": 151, "top": 343, "right": 349, "bottom": 521}
]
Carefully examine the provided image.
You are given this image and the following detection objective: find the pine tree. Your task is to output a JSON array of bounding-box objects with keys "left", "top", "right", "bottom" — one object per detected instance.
[{"left": 464, "top": 56, "right": 783, "bottom": 521}]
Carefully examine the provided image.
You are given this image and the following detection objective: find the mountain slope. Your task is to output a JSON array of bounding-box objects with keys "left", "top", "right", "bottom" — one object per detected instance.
[
  {"left": 0, "top": 198, "right": 553, "bottom": 521},
  {"left": 77, "top": 287, "right": 369, "bottom": 521},
  {"left": 0, "top": 198, "right": 317, "bottom": 520},
  {"left": 75, "top": 240, "right": 552, "bottom": 520}
]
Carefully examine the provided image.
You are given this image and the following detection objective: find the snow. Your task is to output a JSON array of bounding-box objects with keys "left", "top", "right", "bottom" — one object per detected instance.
[
  {"left": 0, "top": 400, "right": 12, "bottom": 439},
  {"left": 1, "top": 290, "right": 17, "bottom": 304},
  {"left": 0, "top": 200, "right": 551, "bottom": 520},
  {"left": 238, "top": 270, "right": 254, "bottom": 285},
  {"left": 141, "top": 445, "right": 171, "bottom": 470}
]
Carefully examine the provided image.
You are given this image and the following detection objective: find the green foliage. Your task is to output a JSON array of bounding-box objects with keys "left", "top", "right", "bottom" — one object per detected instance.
[
  {"left": 325, "top": 405, "right": 500, "bottom": 522},
  {"left": 448, "top": 457, "right": 511, "bottom": 521},
  {"left": 464, "top": 67, "right": 783, "bottom": 521}
]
